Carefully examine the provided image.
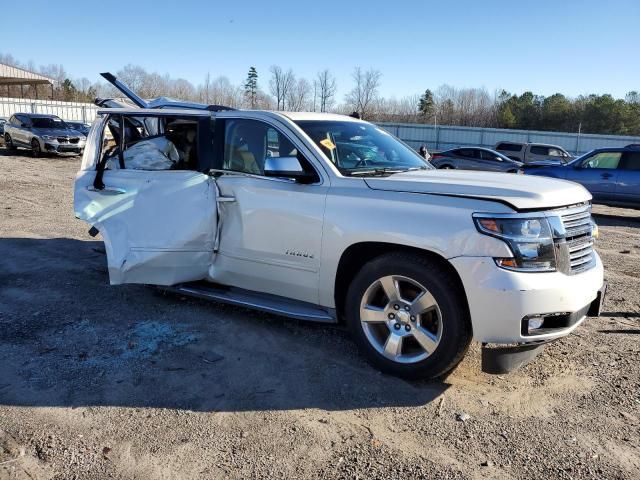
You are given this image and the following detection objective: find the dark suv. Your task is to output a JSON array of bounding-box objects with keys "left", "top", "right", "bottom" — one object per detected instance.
[{"left": 4, "top": 113, "right": 87, "bottom": 157}]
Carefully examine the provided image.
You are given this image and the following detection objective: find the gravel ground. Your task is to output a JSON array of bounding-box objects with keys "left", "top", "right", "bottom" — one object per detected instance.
[{"left": 0, "top": 148, "right": 638, "bottom": 480}]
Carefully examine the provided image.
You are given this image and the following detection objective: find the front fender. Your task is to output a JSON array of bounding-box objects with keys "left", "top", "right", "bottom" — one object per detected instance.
[{"left": 317, "top": 187, "right": 514, "bottom": 308}]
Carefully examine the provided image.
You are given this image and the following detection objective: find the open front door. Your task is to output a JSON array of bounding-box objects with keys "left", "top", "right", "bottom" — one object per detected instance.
[{"left": 74, "top": 111, "right": 217, "bottom": 286}]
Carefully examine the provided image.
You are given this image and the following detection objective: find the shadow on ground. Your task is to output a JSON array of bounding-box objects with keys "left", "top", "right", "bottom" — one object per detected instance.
[{"left": 0, "top": 237, "right": 446, "bottom": 413}]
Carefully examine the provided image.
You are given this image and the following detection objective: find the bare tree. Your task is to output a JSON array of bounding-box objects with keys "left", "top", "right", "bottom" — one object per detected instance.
[
  {"left": 287, "top": 78, "right": 312, "bottom": 111},
  {"left": 269, "top": 65, "right": 295, "bottom": 110},
  {"left": 201, "top": 72, "right": 211, "bottom": 103},
  {"left": 316, "top": 69, "right": 337, "bottom": 112},
  {"left": 345, "top": 67, "right": 381, "bottom": 119}
]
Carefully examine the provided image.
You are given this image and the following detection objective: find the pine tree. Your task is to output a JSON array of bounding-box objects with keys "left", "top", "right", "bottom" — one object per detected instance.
[
  {"left": 418, "top": 89, "right": 434, "bottom": 118},
  {"left": 244, "top": 67, "right": 258, "bottom": 108}
]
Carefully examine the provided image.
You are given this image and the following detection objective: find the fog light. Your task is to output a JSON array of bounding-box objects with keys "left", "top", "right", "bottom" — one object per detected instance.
[{"left": 527, "top": 315, "right": 544, "bottom": 332}]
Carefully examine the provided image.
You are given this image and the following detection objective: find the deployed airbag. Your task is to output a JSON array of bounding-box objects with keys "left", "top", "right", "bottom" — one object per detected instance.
[{"left": 108, "top": 137, "right": 180, "bottom": 170}]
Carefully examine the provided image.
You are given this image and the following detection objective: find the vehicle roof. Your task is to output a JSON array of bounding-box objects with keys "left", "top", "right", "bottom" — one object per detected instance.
[
  {"left": 496, "top": 141, "right": 566, "bottom": 149},
  {"left": 97, "top": 107, "right": 213, "bottom": 117},
  {"left": 277, "top": 111, "right": 362, "bottom": 122},
  {"left": 14, "top": 113, "right": 61, "bottom": 118},
  {"left": 96, "top": 107, "right": 364, "bottom": 123},
  {"left": 585, "top": 145, "right": 640, "bottom": 154}
]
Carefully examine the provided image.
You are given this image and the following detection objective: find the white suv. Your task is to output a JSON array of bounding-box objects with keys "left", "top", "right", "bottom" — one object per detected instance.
[{"left": 73, "top": 74, "right": 605, "bottom": 379}]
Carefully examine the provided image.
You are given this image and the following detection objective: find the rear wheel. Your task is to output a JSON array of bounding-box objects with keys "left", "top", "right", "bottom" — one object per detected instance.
[
  {"left": 345, "top": 252, "right": 472, "bottom": 379},
  {"left": 4, "top": 134, "right": 16, "bottom": 150},
  {"left": 31, "top": 138, "right": 41, "bottom": 158}
]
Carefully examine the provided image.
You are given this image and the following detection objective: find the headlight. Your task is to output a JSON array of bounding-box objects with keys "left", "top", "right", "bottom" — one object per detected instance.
[
  {"left": 42, "top": 135, "right": 55, "bottom": 141},
  {"left": 474, "top": 215, "right": 556, "bottom": 272}
]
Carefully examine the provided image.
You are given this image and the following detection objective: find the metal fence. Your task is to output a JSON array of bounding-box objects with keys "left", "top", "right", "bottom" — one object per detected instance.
[
  {"left": 0, "top": 97, "right": 98, "bottom": 123},
  {"left": 2, "top": 96, "right": 638, "bottom": 155},
  {"left": 378, "top": 122, "right": 640, "bottom": 156}
]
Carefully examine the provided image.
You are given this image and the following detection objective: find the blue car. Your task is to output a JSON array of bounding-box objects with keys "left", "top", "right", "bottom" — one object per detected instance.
[{"left": 524, "top": 144, "right": 640, "bottom": 209}]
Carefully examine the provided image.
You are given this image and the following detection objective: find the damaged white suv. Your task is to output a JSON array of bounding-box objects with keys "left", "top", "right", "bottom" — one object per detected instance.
[{"left": 74, "top": 73, "right": 605, "bottom": 379}]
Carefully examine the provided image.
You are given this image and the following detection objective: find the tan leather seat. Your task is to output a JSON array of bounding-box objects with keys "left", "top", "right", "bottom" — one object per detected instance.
[{"left": 227, "top": 124, "right": 264, "bottom": 174}]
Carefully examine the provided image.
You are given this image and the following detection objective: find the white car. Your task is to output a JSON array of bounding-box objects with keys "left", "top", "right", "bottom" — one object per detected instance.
[{"left": 73, "top": 74, "right": 605, "bottom": 379}]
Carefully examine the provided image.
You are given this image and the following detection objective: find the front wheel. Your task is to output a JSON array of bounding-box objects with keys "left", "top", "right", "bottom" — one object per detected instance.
[
  {"left": 31, "top": 138, "right": 42, "bottom": 158},
  {"left": 345, "top": 253, "right": 472, "bottom": 379},
  {"left": 4, "top": 134, "right": 16, "bottom": 150}
]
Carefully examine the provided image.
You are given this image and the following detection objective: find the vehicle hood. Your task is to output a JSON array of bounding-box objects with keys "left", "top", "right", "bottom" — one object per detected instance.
[
  {"left": 34, "top": 127, "right": 84, "bottom": 138},
  {"left": 525, "top": 159, "right": 566, "bottom": 167},
  {"left": 364, "top": 170, "right": 591, "bottom": 210}
]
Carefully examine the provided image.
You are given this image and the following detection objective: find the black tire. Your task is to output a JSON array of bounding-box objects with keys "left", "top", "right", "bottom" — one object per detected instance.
[
  {"left": 31, "top": 138, "right": 41, "bottom": 158},
  {"left": 345, "top": 252, "right": 472, "bottom": 379},
  {"left": 439, "top": 164, "right": 454, "bottom": 169},
  {"left": 4, "top": 134, "right": 16, "bottom": 150}
]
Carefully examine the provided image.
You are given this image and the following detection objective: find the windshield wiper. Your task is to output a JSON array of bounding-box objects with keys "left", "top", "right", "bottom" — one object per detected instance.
[{"left": 346, "top": 166, "right": 427, "bottom": 177}]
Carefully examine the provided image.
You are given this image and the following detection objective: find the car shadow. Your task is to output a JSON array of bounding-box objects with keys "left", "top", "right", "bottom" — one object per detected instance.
[
  {"left": 601, "top": 311, "right": 639, "bottom": 318},
  {"left": 0, "top": 145, "right": 80, "bottom": 159},
  {"left": 592, "top": 212, "right": 640, "bottom": 227},
  {"left": 0, "top": 237, "right": 447, "bottom": 413}
]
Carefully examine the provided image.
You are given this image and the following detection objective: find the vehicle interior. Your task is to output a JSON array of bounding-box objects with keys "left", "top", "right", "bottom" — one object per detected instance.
[
  {"left": 223, "top": 120, "right": 298, "bottom": 175},
  {"left": 101, "top": 114, "right": 205, "bottom": 171}
]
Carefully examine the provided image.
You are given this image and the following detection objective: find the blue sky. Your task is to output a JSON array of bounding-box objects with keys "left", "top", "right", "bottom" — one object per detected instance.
[{"left": 4, "top": 0, "right": 639, "bottom": 100}]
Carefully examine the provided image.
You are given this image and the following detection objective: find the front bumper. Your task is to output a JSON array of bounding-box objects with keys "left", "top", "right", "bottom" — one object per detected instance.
[
  {"left": 450, "top": 251, "right": 604, "bottom": 345},
  {"left": 44, "top": 140, "right": 85, "bottom": 154}
]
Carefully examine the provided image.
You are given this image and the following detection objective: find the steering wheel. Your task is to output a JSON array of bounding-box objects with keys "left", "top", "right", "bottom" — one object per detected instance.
[{"left": 353, "top": 156, "right": 369, "bottom": 168}]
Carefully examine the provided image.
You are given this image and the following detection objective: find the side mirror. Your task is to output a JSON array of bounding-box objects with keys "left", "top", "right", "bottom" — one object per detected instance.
[{"left": 264, "top": 155, "right": 316, "bottom": 183}]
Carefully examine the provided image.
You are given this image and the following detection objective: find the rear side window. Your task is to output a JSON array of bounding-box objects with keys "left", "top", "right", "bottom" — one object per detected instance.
[
  {"left": 497, "top": 143, "right": 522, "bottom": 152},
  {"left": 458, "top": 148, "right": 479, "bottom": 158},
  {"left": 621, "top": 152, "right": 640, "bottom": 171},
  {"left": 530, "top": 146, "right": 550, "bottom": 155},
  {"left": 480, "top": 150, "right": 501, "bottom": 161},
  {"left": 102, "top": 114, "right": 205, "bottom": 171},
  {"left": 582, "top": 151, "right": 622, "bottom": 169}
]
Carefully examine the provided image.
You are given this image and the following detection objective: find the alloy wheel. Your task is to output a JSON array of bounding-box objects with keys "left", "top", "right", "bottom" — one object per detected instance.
[{"left": 359, "top": 275, "right": 443, "bottom": 364}]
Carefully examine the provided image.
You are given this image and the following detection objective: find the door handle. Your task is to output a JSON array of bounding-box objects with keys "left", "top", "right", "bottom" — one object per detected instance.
[
  {"left": 216, "top": 196, "right": 236, "bottom": 203},
  {"left": 601, "top": 173, "right": 612, "bottom": 179}
]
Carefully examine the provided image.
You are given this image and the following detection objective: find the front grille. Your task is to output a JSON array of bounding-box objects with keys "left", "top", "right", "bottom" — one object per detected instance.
[
  {"left": 69, "top": 137, "right": 79, "bottom": 144},
  {"left": 57, "top": 136, "right": 68, "bottom": 143},
  {"left": 559, "top": 205, "right": 595, "bottom": 274}
]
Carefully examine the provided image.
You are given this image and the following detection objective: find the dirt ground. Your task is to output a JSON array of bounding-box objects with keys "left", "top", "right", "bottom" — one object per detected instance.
[{"left": 0, "top": 148, "right": 638, "bottom": 480}]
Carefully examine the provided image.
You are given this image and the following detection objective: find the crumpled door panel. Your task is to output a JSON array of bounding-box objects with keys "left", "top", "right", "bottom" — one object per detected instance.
[{"left": 74, "top": 169, "right": 216, "bottom": 285}]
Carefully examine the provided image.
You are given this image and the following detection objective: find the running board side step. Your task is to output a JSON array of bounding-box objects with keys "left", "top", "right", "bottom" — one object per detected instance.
[{"left": 162, "top": 282, "right": 336, "bottom": 323}]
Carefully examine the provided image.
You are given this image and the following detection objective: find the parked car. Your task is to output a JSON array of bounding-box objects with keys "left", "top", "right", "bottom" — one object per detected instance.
[
  {"left": 73, "top": 72, "right": 605, "bottom": 380},
  {"left": 495, "top": 142, "right": 573, "bottom": 164},
  {"left": 65, "top": 120, "right": 91, "bottom": 136},
  {"left": 4, "top": 113, "right": 87, "bottom": 157},
  {"left": 430, "top": 147, "right": 523, "bottom": 173},
  {"left": 525, "top": 144, "right": 640, "bottom": 208},
  {"left": 0, "top": 117, "right": 7, "bottom": 136}
]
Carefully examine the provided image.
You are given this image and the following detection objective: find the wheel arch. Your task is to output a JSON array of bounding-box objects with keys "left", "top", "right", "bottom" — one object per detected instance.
[{"left": 333, "top": 241, "right": 470, "bottom": 325}]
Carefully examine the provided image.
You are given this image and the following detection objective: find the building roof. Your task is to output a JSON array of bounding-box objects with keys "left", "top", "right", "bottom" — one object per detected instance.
[{"left": 0, "top": 63, "right": 54, "bottom": 86}]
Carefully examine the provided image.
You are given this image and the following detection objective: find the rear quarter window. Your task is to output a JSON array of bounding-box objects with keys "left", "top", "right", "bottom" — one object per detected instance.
[
  {"left": 497, "top": 143, "right": 522, "bottom": 152},
  {"left": 530, "top": 146, "right": 550, "bottom": 155}
]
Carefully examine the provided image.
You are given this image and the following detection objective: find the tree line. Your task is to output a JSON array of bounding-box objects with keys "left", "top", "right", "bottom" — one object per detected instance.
[{"left": 1, "top": 52, "right": 638, "bottom": 136}]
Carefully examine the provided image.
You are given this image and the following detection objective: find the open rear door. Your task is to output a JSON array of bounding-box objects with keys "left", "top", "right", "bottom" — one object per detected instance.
[{"left": 74, "top": 110, "right": 217, "bottom": 286}]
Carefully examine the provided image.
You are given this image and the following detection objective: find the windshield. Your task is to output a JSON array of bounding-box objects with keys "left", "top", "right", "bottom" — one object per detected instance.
[
  {"left": 296, "top": 120, "right": 432, "bottom": 175},
  {"left": 32, "top": 117, "right": 68, "bottom": 129}
]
